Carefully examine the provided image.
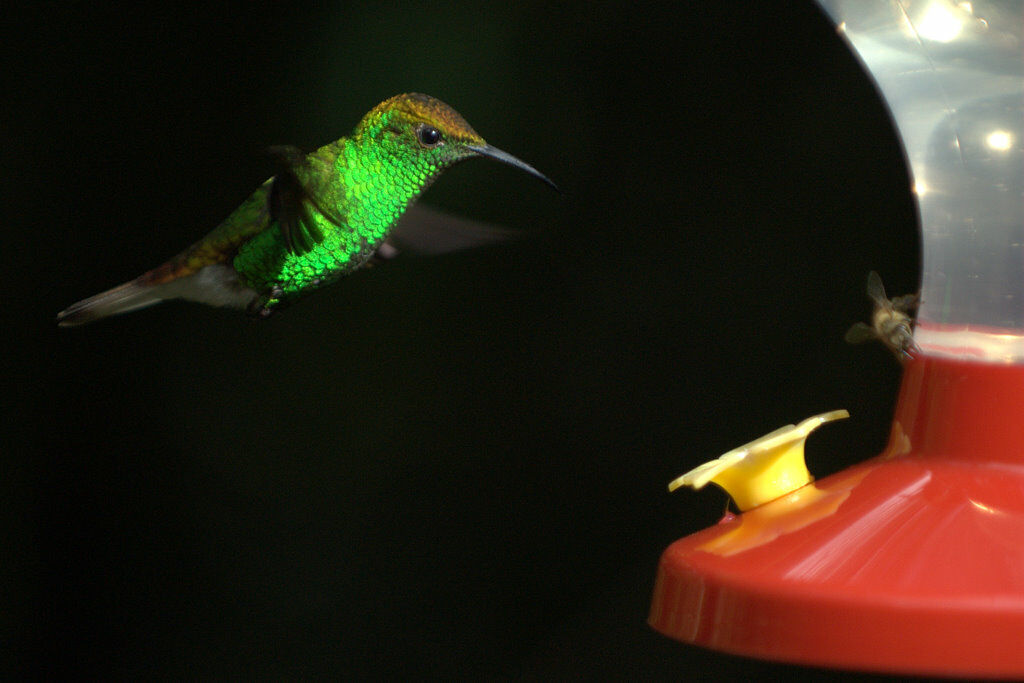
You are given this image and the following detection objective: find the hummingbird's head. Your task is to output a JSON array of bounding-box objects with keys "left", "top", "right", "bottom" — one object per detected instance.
[{"left": 355, "top": 93, "right": 556, "bottom": 190}]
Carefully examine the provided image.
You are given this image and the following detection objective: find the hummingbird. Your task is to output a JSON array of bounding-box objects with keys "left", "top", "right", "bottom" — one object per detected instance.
[
  {"left": 845, "top": 271, "right": 919, "bottom": 362},
  {"left": 57, "top": 93, "right": 556, "bottom": 326}
]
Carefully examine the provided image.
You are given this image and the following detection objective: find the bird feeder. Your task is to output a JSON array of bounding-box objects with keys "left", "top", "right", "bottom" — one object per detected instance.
[{"left": 649, "top": 1, "right": 1024, "bottom": 677}]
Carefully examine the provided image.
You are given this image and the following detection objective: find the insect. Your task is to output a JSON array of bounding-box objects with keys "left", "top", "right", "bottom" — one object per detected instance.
[{"left": 845, "top": 271, "right": 919, "bottom": 362}]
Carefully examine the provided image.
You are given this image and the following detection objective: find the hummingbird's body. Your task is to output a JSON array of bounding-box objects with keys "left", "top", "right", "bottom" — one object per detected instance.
[{"left": 58, "top": 93, "right": 554, "bottom": 326}]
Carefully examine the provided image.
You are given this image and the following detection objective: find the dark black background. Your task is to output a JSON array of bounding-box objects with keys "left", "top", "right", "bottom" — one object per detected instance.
[{"left": 8, "top": 1, "right": 919, "bottom": 679}]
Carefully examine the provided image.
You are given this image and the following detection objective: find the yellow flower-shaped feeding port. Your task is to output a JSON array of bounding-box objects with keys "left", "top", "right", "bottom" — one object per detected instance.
[{"left": 668, "top": 410, "right": 850, "bottom": 511}]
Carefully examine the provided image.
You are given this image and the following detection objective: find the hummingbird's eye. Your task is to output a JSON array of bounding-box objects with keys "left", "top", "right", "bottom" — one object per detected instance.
[{"left": 416, "top": 125, "right": 442, "bottom": 147}]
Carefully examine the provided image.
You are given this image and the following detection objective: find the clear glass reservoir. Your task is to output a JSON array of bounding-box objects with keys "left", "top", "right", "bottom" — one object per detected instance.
[{"left": 817, "top": 0, "right": 1024, "bottom": 361}]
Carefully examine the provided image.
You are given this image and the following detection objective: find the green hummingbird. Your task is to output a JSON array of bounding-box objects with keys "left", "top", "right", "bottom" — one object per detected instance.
[{"left": 57, "top": 93, "right": 556, "bottom": 326}]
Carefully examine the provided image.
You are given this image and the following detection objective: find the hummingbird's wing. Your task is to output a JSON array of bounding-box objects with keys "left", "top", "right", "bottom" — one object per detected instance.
[
  {"left": 268, "top": 146, "right": 345, "bottom": 256},
  {"left": 379, "top": 204, "right": 520, "bottom": 259}
]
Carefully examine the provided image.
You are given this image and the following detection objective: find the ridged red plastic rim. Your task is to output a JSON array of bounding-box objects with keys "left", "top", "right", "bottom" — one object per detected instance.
[{"left": 649, "top": 355, "right": 1024, "bottom": 678}]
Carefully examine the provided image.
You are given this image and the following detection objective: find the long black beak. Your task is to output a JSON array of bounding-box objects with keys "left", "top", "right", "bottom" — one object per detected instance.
[{"left": 466, "top": 144, "right": 559, "bottom": 191}]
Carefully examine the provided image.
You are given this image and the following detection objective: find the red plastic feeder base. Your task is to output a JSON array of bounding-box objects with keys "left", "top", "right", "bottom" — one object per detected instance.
[{"left": 649, "top": 355, "right": 1024, "bottom": 678}]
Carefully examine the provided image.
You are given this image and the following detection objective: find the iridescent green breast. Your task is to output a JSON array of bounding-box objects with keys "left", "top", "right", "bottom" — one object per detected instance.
[
  {"left": 231, "top": 133, "right": 443, "bottom": 308},
  {"left": 231, "top": 214, "right": 374, "bottom": 299}
]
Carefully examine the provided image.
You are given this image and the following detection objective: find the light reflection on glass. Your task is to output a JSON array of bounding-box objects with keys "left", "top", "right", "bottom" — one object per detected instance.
[
  {"left": 985, "top": 129, "right": 1013, "bottom": 151},
  {"left": 918, "top": 2, "right": 965, "bottom": 42}
]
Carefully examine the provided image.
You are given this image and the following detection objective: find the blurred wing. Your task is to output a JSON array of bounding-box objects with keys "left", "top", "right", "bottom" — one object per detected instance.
[
  {"left": 845, "top": 322, "right": 876, "bottom": 344},
  {"left": 891, "top": 292, "right": 920, "bottom": 313},
  {"left": 865, "top": 270, "right": 887, "bottom": 305},
  {"left": 268, "top": 145, "right": 344, "bottom": 256},
  {"left": 381, "top": 204, "right": 521, "bottom": 259}
]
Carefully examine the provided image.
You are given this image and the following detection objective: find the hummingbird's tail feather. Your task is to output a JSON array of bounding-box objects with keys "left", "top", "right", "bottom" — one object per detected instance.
[
  {"left": 57, "top": 279, "right": 167, "bottom": 327},
  {"left": 58, "top": 264, "right": 259, "bottom": 327}
]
